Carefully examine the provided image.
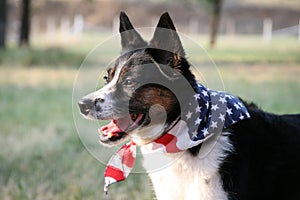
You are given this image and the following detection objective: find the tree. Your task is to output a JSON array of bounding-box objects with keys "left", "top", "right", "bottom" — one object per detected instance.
[
  {"left": 0, "top": 0, "right": 7, "bottom": 48},
  {"left": 190, "top": 0, "right": 223, "bottom": 48},
  {"left": 19, "top": 0, "right": 31, "bottom": 47},
  {"left": 207, "top": 0, "right": 223, "bottom": 48}
]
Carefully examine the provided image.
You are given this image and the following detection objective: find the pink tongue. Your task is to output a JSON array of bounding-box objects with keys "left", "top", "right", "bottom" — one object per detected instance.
[{"left": 101, "top": 116, "right": 132, "bottom": 136}]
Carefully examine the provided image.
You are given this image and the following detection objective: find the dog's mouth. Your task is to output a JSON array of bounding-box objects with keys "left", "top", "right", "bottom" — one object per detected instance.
[{"left": 99, "top": 113, "right": 145, "bottom": 144}]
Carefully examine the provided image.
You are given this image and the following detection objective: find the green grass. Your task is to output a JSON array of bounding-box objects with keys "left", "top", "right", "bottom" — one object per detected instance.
[
  {"left": 188, "top": 35, "right": 300, "bottom": 65},
  {"left": 0, "top": 68, "right": 154, "bottom": 200},
  {"left": 0, "top": 47, "right": 86, "bottom": 67},
  {"left": 0, "top": 33, "right": 299, "bottom": 199},
  {"left": 218, "top": 65, "right": 300, "bottom": 114},
  {"left": 1, "top": 34, "right": 300, "bottom": 67}
]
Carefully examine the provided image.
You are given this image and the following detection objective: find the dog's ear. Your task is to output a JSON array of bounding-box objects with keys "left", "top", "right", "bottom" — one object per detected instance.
[
  {"left": 119, "top": 11, "right": 147, "bottom": 52},
  {"left": 148, "top": 12, "right": 185, "bottom": 66}
]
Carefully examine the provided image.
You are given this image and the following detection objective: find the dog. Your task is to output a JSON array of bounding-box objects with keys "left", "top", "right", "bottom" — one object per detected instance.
[{"left": 78, "top": 12, "right": 300, "bottom": 200}]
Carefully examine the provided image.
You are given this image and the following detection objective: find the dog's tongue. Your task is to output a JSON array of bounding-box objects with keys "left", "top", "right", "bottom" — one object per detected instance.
[
  {"left": 101, "top": 116, "right": 132, "bottom": 136},
  {"left": 100, "top": 114, "right": 144, "bottom": 137}
]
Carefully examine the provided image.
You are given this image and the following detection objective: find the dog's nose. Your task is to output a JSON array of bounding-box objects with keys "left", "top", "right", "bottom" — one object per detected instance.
[
  {"left": 78, "top": 98, "right": 94, "bottom": 115},
  {"left": 95, "top": 98, "right": 105, "bottom": 103}
]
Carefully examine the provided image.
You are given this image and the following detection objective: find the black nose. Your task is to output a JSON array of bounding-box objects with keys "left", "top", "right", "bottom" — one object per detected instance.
[{"left": 78, "top": 98, "right": 94, "bottom": 115}]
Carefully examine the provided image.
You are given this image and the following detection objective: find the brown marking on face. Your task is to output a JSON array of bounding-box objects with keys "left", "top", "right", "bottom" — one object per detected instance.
[
  {"left": 173, "top": 53, "right": 182, "bottom": 68},
  {"left": 130, "top": 85, "right": 178, "bottom": 114},
  {"left": 106, "top": 67, "right": 116, "bottom": 83},
  {"left": 119, "top": 65, "right": 131, "bottom": 78}
]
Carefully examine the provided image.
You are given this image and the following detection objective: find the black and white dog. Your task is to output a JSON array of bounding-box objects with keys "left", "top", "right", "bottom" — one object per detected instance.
[{"left": 78, "top": 12, "right": 300, "bottom": 200}]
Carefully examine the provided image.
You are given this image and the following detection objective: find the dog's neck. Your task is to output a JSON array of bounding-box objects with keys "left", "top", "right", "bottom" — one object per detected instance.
[
  {"left": 130, "top": 116, "right": 180, "bottom": 146},
  {"left": 141, "top": 132, "right": 232, "bottom": 200}
]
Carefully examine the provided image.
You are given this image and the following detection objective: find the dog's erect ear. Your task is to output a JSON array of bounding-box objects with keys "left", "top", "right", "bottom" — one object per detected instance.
[
  {"left": 149, "top": 12, "right": 185, "bottom": 65},
  {"left": 119, "top": 11, "right": 147, "bottom": 52}
]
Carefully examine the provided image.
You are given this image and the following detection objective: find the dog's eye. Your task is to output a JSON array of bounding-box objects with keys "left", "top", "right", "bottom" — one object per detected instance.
[
  {"left": 124, "top": 79, "right": 133, "bottom": 86},
  {"left": 103, "top": 75, "right": 108, "bottom": 83}
]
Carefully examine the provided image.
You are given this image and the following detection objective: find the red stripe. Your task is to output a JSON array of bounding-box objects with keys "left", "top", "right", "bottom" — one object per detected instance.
[
  {"left": 104, "top": 166, "right": 125, "bottom": 182},
  {"left": 154, "top": 133, "right": 180, "bottom": 152},
  {"left": 122, "top": 145, "right": 136, "bottom": 168},
  {"left": 116, "top": 143, "right": 136, "bottom": 168}
]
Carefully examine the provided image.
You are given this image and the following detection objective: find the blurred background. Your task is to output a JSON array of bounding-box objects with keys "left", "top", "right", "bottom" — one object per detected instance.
[{"left": 0, "top": 0, "right": 299, "bottom": 199}]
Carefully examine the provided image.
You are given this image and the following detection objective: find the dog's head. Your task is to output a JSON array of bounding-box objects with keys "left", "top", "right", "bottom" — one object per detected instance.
[{"left": 78, "top": 12, "right": 197, "bottom": 146}]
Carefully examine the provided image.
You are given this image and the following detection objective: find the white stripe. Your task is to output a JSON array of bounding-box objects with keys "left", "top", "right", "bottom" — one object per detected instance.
[
  {"left": 107, "top": 153, "right": 133, "bottom": 177},
  {"left": 167, "top": 120, "right": 201, "bottom": 150},
  {"left": 104, "top": 177, "right": 117, "bottom": 192}
]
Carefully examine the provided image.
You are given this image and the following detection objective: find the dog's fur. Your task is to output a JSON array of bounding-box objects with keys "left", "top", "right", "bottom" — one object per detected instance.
[{"left": 78, "top": 12, "right": 300, "bottom": 200}]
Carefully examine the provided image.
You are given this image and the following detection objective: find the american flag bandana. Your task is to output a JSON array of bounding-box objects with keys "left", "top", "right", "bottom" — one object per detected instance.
[{"left": 103, "top": 83, "right": 250, "bottom": 193}]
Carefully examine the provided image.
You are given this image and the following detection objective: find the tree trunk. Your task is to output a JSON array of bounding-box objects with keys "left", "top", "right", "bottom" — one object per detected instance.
[
  {"left": 0, "top": 0, "right": 7, "bottom": 48},
  {"left": 209, "top": 0, "right": 222, "bottom": 48},
  {"left": 19, "top": 0, "right": 31, "bottom": 47}
]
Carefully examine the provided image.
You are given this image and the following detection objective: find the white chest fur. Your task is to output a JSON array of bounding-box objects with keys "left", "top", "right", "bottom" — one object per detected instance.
[{"left": 141, "top": 133, "right": 232, "bottom": 200}]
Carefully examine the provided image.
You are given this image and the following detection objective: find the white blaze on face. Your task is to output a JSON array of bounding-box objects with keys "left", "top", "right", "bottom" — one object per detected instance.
[
  {"left": 100, "top": 61, "right": 125, "bottom": 95},
  {"left": 95, "top": 60, "right": 125, "bottom": 99},
  {"left": 81, "top": 60, "right": 127, "bottom": 120}
]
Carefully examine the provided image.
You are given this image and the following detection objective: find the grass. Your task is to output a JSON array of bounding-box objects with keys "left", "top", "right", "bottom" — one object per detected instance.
[
  {"left": 0, "top": 33, "right": 299, "bottom": 199},
  {"left": 218, "top": 65, "right": 300, "bottom": 114},
  {"left": 188, "top": 35, "right": 300, "bottom": 65},
  {"left": 1, "top": 34, "right": 300, "bottom": 67},
  {"left": 0, "top": 68, "right": 154, "bottom": 200}
]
